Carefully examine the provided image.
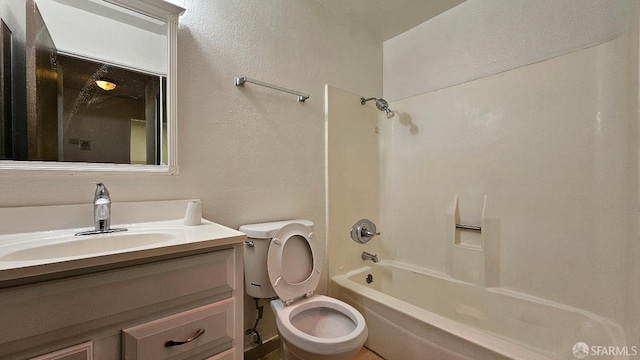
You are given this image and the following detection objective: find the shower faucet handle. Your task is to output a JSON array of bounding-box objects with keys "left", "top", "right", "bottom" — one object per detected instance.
[
  {"left": 351, "top": 219, "right": 380, "bottom": 244},
  {"left": 361, "top": 229, "right": 380, "bottom": 237}
]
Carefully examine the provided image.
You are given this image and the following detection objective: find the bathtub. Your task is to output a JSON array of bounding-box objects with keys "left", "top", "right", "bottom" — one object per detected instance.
[{"left": 331, "top": 261, "right": 626, "bottom": 360}]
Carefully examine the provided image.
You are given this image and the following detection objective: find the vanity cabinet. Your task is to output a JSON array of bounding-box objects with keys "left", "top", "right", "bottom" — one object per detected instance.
[
  {"left": 30, "top": 342, "right": 93, "bottom": 360},
  {"left": 0, "top": 244, "right": 244, "bottom": 360}
]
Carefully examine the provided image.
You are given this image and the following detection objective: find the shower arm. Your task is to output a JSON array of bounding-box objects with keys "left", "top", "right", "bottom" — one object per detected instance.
[
  {"left": 361, "top": 97, "right": 377, "bottom": 105},
  {"left": 361, "top": 96, "right": 396, "bottom": 119}
]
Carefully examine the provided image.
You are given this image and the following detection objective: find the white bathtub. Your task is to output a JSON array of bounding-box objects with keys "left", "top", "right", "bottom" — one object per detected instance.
[{"left": 331, "top": 261, "right": 626, "bottom": 360}]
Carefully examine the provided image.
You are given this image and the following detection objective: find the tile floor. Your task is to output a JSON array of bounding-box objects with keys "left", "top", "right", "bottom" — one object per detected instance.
[
  {"left": 352, "top": 347, "right": 385, "bottom": 360},
  {"left": 256, "top": 346, "right": 384, "bottom": 360}
]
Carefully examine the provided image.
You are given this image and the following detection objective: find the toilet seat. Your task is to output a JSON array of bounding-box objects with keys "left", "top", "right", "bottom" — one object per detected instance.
[{"left": 267, "top": 223, "right": 322, "bottom": 305}]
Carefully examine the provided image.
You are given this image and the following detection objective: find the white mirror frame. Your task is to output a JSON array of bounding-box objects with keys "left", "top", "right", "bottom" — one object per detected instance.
[{"left": 0, "top": 0, "right": 184, "bottom": 175}]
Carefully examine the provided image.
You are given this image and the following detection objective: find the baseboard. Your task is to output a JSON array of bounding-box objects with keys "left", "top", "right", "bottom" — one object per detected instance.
[{"left": 243, "top": 336, "right": 281, "bottom": 360}]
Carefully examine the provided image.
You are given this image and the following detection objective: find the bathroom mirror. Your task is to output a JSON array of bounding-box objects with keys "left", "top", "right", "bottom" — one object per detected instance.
[{"left": 0, "top": 0, "right": 184, "bottom": 174}]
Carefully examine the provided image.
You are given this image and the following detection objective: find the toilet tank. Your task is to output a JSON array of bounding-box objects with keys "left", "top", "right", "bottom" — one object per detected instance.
[
  {"left": 239, "top": 220, "right": 313, "bottom": 299},
  {"left": 242, "top": 236, "right": 277, "bottom": 298}
]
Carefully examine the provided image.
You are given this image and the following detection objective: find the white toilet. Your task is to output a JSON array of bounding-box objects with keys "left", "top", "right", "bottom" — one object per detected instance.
[{"left": 240, "top": 220, "right": 368, "bottom": 360}]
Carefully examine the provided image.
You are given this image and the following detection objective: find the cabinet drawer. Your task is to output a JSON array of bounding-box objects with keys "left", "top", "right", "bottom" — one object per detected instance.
[
  {"left": 30, "top": 342, "right": 92, "bottom": 360},
  {"left": 122, "top": 299, "right": 234, "bottom": 360}
]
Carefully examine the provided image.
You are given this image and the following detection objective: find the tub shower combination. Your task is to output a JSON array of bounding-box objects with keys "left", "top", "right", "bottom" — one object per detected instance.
[
  {"left": 331, "top": 262, "right": 624, "bottom": 360},
  {"left": 331, "top": 219, "right": 625, "bottom": 360}
]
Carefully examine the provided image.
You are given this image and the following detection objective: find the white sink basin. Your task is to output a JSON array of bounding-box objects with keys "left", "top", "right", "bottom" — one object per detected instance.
[
  {"left": 0, "top": 222, "right": 218, "bottom": 267},
  {"left": 0, "top": 231, "right": 176, "bottom": 262}
]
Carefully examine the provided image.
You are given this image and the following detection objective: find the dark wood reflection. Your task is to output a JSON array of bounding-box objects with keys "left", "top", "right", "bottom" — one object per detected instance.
[
  {"left": 27, "top": 0, "right": 57, "bottom": 161},
  {"left": 0, "top": 20, "right": 12, "bottom": 160}
]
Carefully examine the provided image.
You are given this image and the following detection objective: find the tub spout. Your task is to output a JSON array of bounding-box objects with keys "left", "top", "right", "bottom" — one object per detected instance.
[{"left": 362, "top": 251, "right": 378, "bottom": 263}]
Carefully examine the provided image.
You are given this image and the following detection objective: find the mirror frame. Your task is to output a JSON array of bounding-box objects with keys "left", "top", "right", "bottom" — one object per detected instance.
[{"left": 0, "top": 0, "right": 184, "bottom": 175}]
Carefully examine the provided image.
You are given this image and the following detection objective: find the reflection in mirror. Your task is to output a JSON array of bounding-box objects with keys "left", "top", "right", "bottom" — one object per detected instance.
[
  {"left": 0, "top": 0, "right": 183, "bottom": 172},
  {"left": 57, "top": 54, "right": 166, "bottom": 165},
  {"left": 0, "top": 19, "right": 11, "bottom": 160}
]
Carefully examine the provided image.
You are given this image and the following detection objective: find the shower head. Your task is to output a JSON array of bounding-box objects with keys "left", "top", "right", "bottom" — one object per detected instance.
[
  {"left": 375, "top": 99, "right": 395, "bottom": 119},
  {"left": 361, "top": 97, "right": 395, "bottom": 119}
]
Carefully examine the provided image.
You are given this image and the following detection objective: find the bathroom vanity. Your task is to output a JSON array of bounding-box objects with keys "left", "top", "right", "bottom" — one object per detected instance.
[{"left": 0, "top": 200, "right": 245, "bottom": 360}]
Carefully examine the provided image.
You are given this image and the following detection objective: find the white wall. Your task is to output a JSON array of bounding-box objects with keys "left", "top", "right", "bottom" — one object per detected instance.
[
  {"left": 326, "top": 85, "right": 393, "bottom": 277},
  {"left": 384, "top": 0, "right": 637, "bottom": 101},
  {"left": 380, "top": 0, "right": 639, "bottom": 345},
  {"left": 0, "top": 0, "right": 382, "bottom": 350}
]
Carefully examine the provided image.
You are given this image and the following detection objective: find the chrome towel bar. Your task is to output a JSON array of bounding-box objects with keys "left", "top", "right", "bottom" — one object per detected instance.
[
  {"left": 456, "top": 224, "right": 482, "bottom": 232},
  {"left": 234, "top": 76, "right": 310, "bottom": 102}
]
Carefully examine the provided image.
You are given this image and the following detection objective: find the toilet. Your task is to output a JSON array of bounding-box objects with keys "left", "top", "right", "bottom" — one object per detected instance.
[{"left": 240, "top": 220, "right": 368, "bottom": 360}]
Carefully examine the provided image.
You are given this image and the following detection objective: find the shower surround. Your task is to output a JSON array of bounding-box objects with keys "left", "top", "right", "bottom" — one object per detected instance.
[{"left": 327, "top": 1, "right": 639, "bottom": 358}]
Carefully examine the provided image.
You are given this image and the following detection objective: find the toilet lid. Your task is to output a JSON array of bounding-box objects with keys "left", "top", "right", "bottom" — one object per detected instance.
[{"left": 267, "top": 223, "right": 322, "bottom": 304}]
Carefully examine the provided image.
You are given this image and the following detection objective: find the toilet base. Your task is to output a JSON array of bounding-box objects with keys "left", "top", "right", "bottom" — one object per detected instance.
[
  {"left": 281, "top": 341, "right": 297, "bottom": 360},
  {"left": 279, "top": 333, "right": 361, "bottom": 360}
]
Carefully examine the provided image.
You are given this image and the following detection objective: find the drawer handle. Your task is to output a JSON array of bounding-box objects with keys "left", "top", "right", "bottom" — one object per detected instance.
[{"left": 164, "top": 328, "right": 206, "bottom": 347}]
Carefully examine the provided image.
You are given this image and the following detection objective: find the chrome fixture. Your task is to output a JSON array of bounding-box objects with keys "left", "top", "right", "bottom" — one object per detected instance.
[
  {"left": 75, "top": 182, "right": 127, "bottom": 236},
  {"left": 361, "top": 97, "right": 395, "bottom": 119},
  {"left": 362, "top": 252, "right": 378, "bottom": 263},
  {"left": 351, "top": 219, "right": 380, "bottom": 244},
  {"left": 93, "top": 182, "right": 111, "bottom": 231},
  {"left": 235, "top": 76, "right": 310, "bottom": 102},
  {"left": 456, "top": 224, "right": 482, "bottom": 232}
]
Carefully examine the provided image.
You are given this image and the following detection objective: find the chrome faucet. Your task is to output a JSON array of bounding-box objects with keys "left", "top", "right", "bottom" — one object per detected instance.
[
  {"left": 93, "top": 182, "right": 111, "bottom": 231},
  {"left": 362, "top": 251, "right": 378, "bottom": 263},
  {"left": 75, "top": 182, "right": 127, "bottom": 236}
]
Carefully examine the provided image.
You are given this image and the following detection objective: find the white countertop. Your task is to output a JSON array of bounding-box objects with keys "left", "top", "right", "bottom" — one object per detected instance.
[{"left": 0, "top": 201, "right": 246, "bottom": 285}]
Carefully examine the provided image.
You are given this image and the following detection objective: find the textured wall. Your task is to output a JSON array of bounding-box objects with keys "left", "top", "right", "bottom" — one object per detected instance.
[
  {"left": 0, "top": 0, "right": 382, "bottom": 351},
  {"left": 0, "top": 1, "right": 381, "bottom": 244}
]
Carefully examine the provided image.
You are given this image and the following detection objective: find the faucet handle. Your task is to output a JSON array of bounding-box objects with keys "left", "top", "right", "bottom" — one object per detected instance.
[
  {"left": 361, "top": 229, "right": 380, "bottom": 237},
  {"left": 350, "top": 219, "right": 380, "bottom": 244}
]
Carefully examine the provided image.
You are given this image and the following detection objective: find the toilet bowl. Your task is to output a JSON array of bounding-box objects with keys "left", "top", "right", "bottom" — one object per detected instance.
[
  {"left": 240, "top": 220, "right": 368, "bottom": 360},
  {"left": 272, "top": 295, "right": 368, "bottom": 360}
]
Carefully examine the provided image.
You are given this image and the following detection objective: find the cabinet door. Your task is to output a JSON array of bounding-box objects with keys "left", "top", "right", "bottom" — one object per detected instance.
[{"left": 29, "top": 342, "right": 92, "bottom": 360}]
